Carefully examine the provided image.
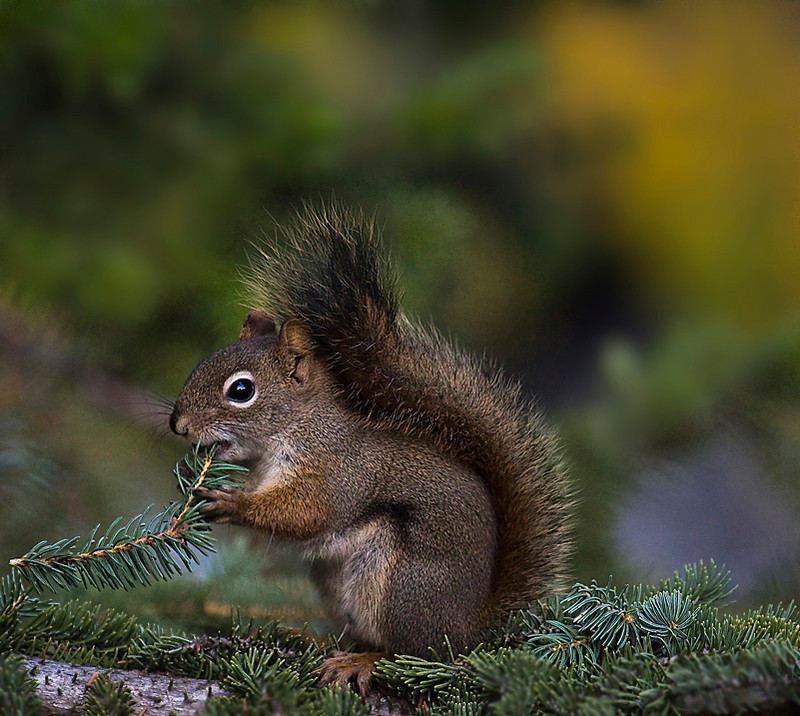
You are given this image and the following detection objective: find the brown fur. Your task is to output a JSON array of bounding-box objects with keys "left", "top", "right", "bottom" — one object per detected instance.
[{"left": 171, "top": 205, "right": 573, "bottom": 661}]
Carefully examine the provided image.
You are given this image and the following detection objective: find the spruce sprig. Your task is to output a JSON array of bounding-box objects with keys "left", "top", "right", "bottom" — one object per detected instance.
[
  {"left": 8, "top": 444, "right": 246, "bottom": 593},
  {"left": 83, "top": 672, "right": 136, "bottom": 716},
  {"left": 563, "top": 580, "right": 638, "bottom": 650},
  {"left": 636, "top": 589, "right": 698, "bottom": 652},
  {"left": 648, "top": 558, "right": 736, "bottom": 607},
  {"left": 0, "top": 653, "right": 43, "bottom": 715}
]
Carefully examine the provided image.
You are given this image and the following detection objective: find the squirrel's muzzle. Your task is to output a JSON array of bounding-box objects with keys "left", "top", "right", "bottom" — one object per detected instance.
[{"left": 169, "top": 408, "right": 189, "bottom": 436}]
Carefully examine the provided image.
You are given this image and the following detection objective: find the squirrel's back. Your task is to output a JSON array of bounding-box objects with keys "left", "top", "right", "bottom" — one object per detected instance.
[{"left": 246, "top": 204, "right": 573, "bottom": 628}]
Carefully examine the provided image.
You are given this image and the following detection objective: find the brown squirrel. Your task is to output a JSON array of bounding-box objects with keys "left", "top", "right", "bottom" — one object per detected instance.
[{"left": 169, "top": 205, "right": 572, "bottom": 691}]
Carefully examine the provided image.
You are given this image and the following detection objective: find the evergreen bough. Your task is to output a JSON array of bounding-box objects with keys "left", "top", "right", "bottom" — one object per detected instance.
[
  {"left": 9, "top": 444, "right": 246, "bottom": 593},
  {"left": 1, "top": 444, "right": 799, "bottom": 714}
]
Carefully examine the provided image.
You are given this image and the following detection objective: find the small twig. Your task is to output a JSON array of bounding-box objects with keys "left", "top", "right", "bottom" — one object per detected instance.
[{"left": 170, "top": 452, "right": 215, "bottom": 529}]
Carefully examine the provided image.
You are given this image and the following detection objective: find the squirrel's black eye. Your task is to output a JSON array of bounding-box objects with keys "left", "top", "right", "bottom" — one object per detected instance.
[{"left": 226, "top": 378, "right": 255, "bottom": 403}]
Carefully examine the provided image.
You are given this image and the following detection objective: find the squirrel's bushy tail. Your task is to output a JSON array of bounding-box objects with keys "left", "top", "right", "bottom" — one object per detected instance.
[{"left": 246, "top": 204, "right": 573, "bottom": 623}]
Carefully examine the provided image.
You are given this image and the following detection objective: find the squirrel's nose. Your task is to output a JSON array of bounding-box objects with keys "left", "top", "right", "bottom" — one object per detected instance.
[{"left": 170, "top": 409, "right": 189, "bottom": 436}]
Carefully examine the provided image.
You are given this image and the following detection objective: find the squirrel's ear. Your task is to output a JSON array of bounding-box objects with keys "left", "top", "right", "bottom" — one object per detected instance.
[
  {"left": 278, "top": 319, "right": 315, "bottom": 384},
  {"left": 239, "top": 310, "right": 277, "bottom": 340},
  {"left": 277, "top": 318, "right": 313, "bottom": 356}
]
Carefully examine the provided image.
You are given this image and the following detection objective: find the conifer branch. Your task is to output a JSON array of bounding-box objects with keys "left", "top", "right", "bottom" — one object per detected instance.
[
  {"left": 8, "top": 444, "right": 246, "bottom": 593},
  {"left": 2, "top": 454, "right": 799, "bottom": 716},
  {"left": 1, "top": 557, "right": 799, "bottom": 714}
]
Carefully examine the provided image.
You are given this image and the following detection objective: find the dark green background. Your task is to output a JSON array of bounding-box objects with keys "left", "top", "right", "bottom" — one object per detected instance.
[{"left": 1, "top": 0, "right": 798, "bottom": 628}]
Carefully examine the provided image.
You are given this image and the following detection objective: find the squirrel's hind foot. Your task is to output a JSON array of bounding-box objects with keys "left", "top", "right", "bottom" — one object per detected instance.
[{"left": 315, "top": 650, "right": 387, "bottom": 695}]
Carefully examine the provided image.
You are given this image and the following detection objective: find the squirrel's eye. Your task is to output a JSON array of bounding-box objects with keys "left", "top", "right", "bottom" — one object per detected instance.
[{"left": 226, "top": 378, "right": 256, "bottom": 403}]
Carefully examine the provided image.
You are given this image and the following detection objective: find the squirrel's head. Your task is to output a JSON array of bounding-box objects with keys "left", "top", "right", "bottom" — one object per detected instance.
[{"left": 170, "top": 309, "right": 328, "bottom": 464}]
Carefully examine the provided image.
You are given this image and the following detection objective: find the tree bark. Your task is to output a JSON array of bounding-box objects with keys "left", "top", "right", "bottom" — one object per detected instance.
[{"left": 21, "top": 656, "right": 225, "bottom": 716}]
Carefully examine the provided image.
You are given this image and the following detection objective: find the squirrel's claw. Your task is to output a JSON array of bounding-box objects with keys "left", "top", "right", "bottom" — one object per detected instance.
[
  {"left": 191, "top": 486, "right": 240, "bottom": 523},
  {"left": 315, "top": 651, "right": 386, "bottom": 695}
]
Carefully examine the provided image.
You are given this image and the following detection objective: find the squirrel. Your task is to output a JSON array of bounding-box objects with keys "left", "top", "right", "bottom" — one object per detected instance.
[{"left": 169, "top": 205, "right": 572, "bottom": 692}]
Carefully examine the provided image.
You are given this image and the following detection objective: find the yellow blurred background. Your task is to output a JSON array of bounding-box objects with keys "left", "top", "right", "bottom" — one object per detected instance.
[{"left": 1, "top": 0, "right": 798, "bottom": 626}]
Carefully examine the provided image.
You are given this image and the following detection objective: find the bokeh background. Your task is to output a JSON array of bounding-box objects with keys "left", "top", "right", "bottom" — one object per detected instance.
[{"left": 1, "top": 0, "right": 798, "bottom": 630}]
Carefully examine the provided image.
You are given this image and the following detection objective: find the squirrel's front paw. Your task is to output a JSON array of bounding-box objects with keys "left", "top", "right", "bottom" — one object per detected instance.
[{"left": 192, "top": 486, "right": 243, "bottom": 524}]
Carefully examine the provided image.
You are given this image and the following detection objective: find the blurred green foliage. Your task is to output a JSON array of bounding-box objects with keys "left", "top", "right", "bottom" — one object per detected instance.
[{"left": 1, "top": 0, "right": 799, "bottom": 623}]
